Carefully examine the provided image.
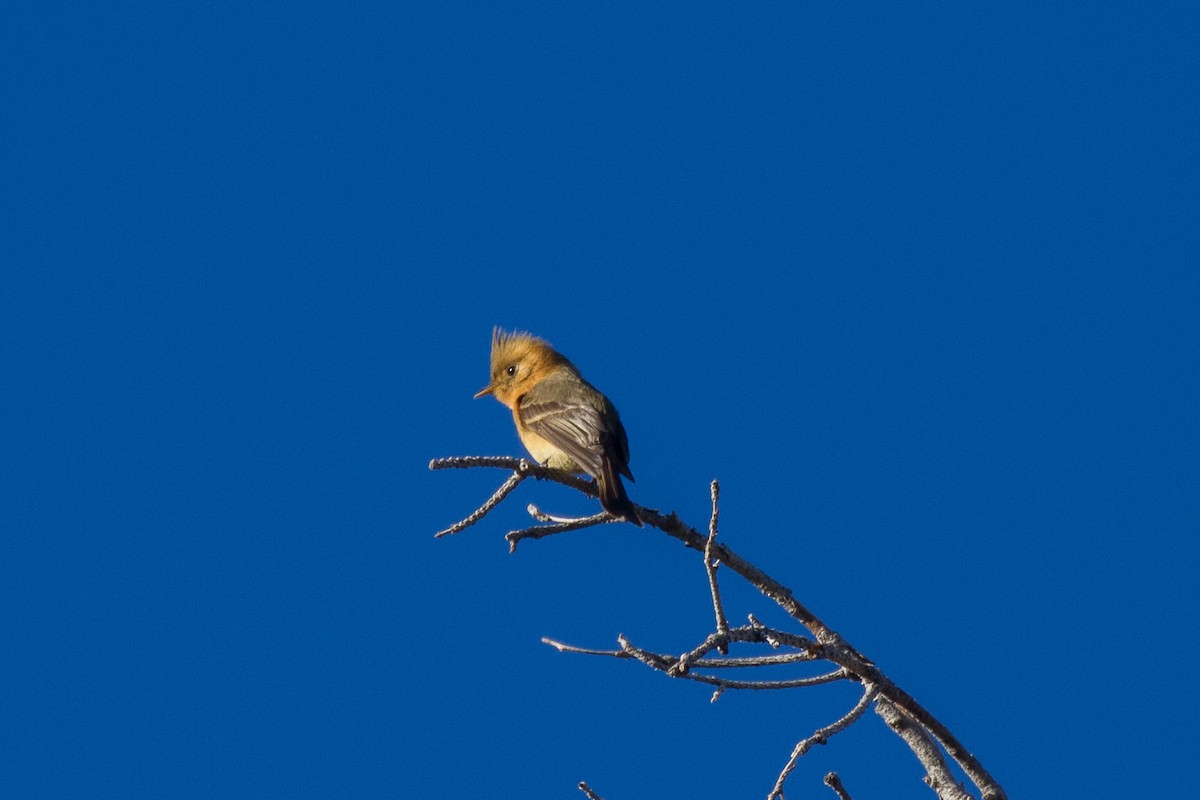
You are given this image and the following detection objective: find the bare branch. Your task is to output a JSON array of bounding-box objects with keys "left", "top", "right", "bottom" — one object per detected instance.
[
  {"left": 704, "top": 480, "right": 731, "bottom": 650},
  {"left": 578, "top": 782, "right": 605, "bottom": 800},
  {"left": 434, "top": 470, "right": 526, "bottom": 537},
  {"left": 865, "top": 682, "right": 1004, "bottom": 800},
  {"left": 688, "top": 652, "right": 823, "bottom": 668},
  {"left": 505, "top": 511, "right": 618, "bottom": 553},
  {"left": 542, "top": 637, "right": 823, "bottom": 669},
  {"left": 682, "top": 669, "right": 849, "bottom": 692},
  {"left": 824, "top": 772, "right": 853, "bottom": 800},
  {"left": 877, "top": 699, "right": 975, "bottom": 800},
  {"left": 767, "top": 682, "right": 879, "bottom": 800},
  {"left": 430, "top": 455, "right": 616, "bottom": 503},
  {"left": 541, "top": 637, "right": 633, "bottom": 658},
  {"left": 527, "top": 504, "right": 594, "bottom": 523},
  {"left": 617, "top": 634, "right": 848, "bottom": 692},
  {"left": 431, "top": 455, "right": 1007, "bottom": 800}
]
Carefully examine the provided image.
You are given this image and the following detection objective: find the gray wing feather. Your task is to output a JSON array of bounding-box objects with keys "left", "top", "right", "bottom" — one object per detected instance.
[{"left": 520, "top": 396, "right": 606, "bottom": 476}]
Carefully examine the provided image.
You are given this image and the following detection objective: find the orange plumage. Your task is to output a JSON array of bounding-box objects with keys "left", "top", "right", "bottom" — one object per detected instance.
[{"left": 474, "top": 328, "right": 641, "bottom": 526}]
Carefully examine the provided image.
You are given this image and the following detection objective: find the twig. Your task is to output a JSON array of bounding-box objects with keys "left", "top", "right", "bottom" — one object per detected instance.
[
  {"left": 434, "top": 470, "right": 525, "bottom": 537},
  {"left": 578, "top": 782, "right": 605, "bottom": 800},
  {"left": 542, "top": 637, "right": 635, "bottom": 658},
  {"left": 618, "top": 635, "right": 848, "bottom": 691},
  {"left": 430, "top": 455, "right": 608, "bottom": 500},
  {"left": 542, "top": 637, "right": 822, "bottom": 669},
  {"left": 824, "top": 772, "right": 853, "bottom": 800},
  {"left": 876, "top": 699, "right": 975, "bottom": 800},
  {"left": 767, "top": 682, "right": 879, "bottom": 800},
  {"left": 683, "top": 652, "right": 822, "bottom": 668},
  {"left": 705, "top": 480, "right": 730, "bottom": 651},
  {"left": 506, "top": 511, "right": 616, "bottom": 552}
]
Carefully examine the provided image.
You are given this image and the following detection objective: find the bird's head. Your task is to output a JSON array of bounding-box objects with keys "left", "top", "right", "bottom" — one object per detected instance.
[{"left": 474, "top": 327, "right": 569, "bottom": 408}]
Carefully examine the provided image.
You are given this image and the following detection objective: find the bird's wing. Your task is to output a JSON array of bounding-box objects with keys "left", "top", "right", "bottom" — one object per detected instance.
[{"left": 518, "top": 391, "right": 607, "bottom": 477}]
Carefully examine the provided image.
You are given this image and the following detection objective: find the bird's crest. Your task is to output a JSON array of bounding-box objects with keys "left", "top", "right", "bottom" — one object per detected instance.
[{"left": 489, "top": 327, "right": 563, "bottom": 372}]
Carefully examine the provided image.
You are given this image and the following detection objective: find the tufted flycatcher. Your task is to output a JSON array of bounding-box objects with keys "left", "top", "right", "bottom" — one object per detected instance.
[{"left": 474, "top": 328, "right": 642, "bottom": 526}]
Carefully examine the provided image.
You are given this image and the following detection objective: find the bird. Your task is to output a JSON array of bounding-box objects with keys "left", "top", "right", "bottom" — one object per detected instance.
[{"left": 474, "top": 327, "right": 642, "bottom": 526}]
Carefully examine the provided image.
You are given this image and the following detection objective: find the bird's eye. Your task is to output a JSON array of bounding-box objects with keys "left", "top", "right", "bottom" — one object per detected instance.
[{"left": 506, "top": 365, "right": 517, "bottom": 377}]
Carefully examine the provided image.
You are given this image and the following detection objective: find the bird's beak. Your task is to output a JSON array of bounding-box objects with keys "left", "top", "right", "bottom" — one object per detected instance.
[{"left": 473, "top": 384, "right": 495, "bottom": 399}]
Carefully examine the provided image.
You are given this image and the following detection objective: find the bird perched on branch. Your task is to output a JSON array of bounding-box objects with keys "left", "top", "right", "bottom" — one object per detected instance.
[{"left": 474, "top": 328, "right": 642, "bottom": 526}]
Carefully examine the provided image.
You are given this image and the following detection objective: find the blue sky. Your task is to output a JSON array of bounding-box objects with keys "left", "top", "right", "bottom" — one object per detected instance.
[{"left": 3, "top": 2, "right": 1197, "bottom": 798}]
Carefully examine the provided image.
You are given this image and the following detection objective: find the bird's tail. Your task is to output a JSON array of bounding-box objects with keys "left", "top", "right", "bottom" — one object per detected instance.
[{"left": 598, "top": 459, "right": 643, "bottom": 526}]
